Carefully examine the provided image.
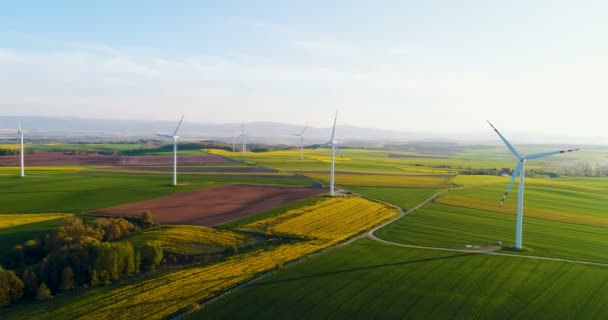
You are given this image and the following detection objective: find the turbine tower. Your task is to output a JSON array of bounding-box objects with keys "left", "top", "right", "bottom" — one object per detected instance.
[
  {"left": 155, "top": 116, "right": 184, "bottom": 186},
  {"left": 488, "top": 121, "right": 578, "bottom": 250},
  {"left": 239, "top": 124, "right": 247, "bottom": 157},
  {"left": 18, "top": 121, "right": 24, "bottom": 177},
  {"left": 293, "top": 125, "right": 308, "bottom": 160},
  {"left": 326, "top": 112, "right": 340, "bottom": 196}
]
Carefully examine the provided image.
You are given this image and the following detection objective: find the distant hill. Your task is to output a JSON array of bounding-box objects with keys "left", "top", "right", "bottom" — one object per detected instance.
[{"left": 0, "top": 116, "right": 605, "bottom": 146}]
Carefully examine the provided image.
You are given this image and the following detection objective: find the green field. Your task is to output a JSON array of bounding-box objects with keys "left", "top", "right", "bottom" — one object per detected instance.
[
  {"left": 346, "top": 186, "right": 439, "bottom": 209},
  {"left": 191, "top": 238, "right": 608, "bottom": 319}
]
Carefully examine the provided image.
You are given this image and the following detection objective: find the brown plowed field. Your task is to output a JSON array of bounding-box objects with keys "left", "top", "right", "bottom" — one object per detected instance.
[
  {"left": 105, "top": 166, "right": 277, "bottom": 173},
  {"left": 0, "top": 152, "right": 233, "bottom": 165},
  {"left": 93, "top": 184, "right": 326, "bottom": 226}
]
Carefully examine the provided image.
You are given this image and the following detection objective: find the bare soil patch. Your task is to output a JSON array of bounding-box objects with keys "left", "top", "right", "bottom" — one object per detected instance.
[{"left": 93, "top": 184, "right": 326, "bottom": 226}]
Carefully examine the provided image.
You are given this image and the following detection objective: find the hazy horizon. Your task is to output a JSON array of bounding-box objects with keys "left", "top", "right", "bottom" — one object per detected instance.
[{"left": 1, "top": 1, "right": 608, "bottom": 139}]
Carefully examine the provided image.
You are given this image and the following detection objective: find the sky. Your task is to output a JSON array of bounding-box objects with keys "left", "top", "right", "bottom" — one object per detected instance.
[{"left": 0, "top": 1, "right": 607, "bottom": 140}]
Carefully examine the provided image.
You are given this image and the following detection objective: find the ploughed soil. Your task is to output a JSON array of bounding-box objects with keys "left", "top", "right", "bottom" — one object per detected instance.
[
  {"left": 93, "top": 184, "right": 327, "bottom": 226},
  {"left": 0, "top": 152, "right": 233, "bottom": 165}
]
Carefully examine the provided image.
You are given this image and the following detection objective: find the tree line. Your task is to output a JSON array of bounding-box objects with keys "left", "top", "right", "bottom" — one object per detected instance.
[{"left": 0, "top": 212, "right": 162, "bottom": 308}]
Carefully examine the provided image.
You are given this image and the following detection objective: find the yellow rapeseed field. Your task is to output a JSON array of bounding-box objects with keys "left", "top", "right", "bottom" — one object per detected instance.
[
  {"left": 0, "top": 213, "right": 72, "bottom": 229},
  {"left": 127, "top": 225, "right": 257, "bottom": 255},
  {"left": 243, "top": 196, "right": 398, "bottom": 243}
]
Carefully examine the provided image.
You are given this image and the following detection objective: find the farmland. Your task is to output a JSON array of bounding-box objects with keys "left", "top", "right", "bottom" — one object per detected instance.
[
  {"left": 95, "top": 184, "right": 326, "bottom": 226},
  {"left": 192, "top": 238, "right": 608, "bottom": 320},
  {"left": 2, "top": 197, "right": 399, "bottom": 320},
  {"left": 1, "top": 143, "right": 607, "bottom": 319}
]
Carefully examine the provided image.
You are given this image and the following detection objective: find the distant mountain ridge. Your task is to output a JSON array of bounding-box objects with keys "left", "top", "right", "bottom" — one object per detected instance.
[{"left": 0, "top": 116, "right": 605, "bottom": 146}]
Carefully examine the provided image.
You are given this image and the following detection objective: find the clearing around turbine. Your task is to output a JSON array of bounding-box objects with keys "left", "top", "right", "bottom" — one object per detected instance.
[
  {"left": 488, "top": 120, "right": 579, "bottom": 250},
  {"left": 155, "top": 115, "right": 184, "bottom": 186},
  {"left": 293, "top": 125, "right": 308, "bottom": 160}
]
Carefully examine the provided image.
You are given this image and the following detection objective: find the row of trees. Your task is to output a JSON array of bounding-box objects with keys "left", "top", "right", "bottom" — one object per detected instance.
[{"left": 0, "top": 213, "right": 163, "bottom": 308}]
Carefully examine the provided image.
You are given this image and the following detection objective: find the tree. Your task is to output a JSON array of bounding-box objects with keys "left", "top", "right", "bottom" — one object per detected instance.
[
  {"left": 36, "top": 283, "right": 53, "bottom": 301},
  {"left": 21, "top": 268, "right": 38, "bottom": 298},
  {"left": 60, "top": 266, "right": 75, "bottom": 292},
  {"left": 141, "top": 211, "right": 154, "bottom": 226},
  {"left": 0, "top": 266, "right": 24, "bottom": 307},
  {"left": 140, "top": 242, "right": 163, "bottom": 271}
]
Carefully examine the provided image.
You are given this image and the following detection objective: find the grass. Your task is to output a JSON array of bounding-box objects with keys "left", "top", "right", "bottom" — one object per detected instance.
[
  {"left": 125, "top": 225, "right": 258, "bottom": 256},
  {"left": 189, "top": 238, "right": 608, "bottom": 320},
  {"left": 345, "top": 186, "right": 440, "bottom": 209}
]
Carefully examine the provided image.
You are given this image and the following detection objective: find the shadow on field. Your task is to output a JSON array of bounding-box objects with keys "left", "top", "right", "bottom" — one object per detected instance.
[{"left": 250, "top": 252, "right": 476, "bottom": 287}]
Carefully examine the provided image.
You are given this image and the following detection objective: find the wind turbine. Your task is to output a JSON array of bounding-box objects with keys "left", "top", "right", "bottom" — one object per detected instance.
[
  {"left": 326, "top": 112, "right": 341, "bottom": 196},
  {"left": 17, "top": 121, "right": 24, "bottom": 177},
  {"left": 155, "top": 116, "right": 184, "bottom": 186},
  {"left": 293, "top": 125, "right": 308, "bottom": 160},
  {"left": 488, "top": 121, "right": 579, "bottom": 250},
  {"left": 239, "top": 124, "right": 247, "bottom": 157}
]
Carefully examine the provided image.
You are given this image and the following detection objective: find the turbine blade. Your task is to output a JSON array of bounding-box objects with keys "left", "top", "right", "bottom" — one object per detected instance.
[
  {"left": 335, "top": 144, "right": 344, "bottom": 159},
  {"left": 330, "top": 112, "right": 337, "bottom": 142},
  {"left": 301, "top": 125, "right": 308, "bottom": 135},
  {"left": 525, "top": 148, "right": 579, "bottom": 160},
  {"left": 172, "top": 115, "right": 184, "bottom": 136},
  {"left": 17, "top": 121, "right": 22, "bottom": 134},
  {"left": 500, "top": 161, "right": 522, "bottom": 206},
  {"left": 155, "top": 134, "right": 173, "bottom": 138},
  {"left": 487, "top": 121, "right": 521, "bottom": 158}
]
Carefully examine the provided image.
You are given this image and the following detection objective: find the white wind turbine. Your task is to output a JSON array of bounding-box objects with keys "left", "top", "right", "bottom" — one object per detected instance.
[
  {"left": 239, "top": 124, "right": 247, "bottom": 157},
  {"left": 326, "top": 112, "right": 342, "bottom": 197},
  {"left": 155, "top": 116, "right": 184, "bottom": 186},
  {"left": 292, "top": 125, "right": 308, "bottom": 160},
  {"left": 18, "top": 122, "right": 24, "bottom": 177},
  {"left": 488, "top": 121, "right": 579, "bottom": 250}
]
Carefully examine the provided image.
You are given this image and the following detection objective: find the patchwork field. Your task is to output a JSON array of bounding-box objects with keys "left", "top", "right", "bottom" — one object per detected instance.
[
  {"left": 2, "top": 196, "right": 399, "bottom": 320},
  {"left": 0, "top": 170, "right": 314, "bottom": 213},
  {"left": 95, "top": 184, "right": 327, "bottom": 226}
]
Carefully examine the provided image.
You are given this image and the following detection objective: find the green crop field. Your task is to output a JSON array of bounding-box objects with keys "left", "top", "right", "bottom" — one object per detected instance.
[
  {"left": 190, "top": 238, "right": 608, "bottom": 320},
  {"left": 345, "top": 186, "right": 440, "bottom": 209}
]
